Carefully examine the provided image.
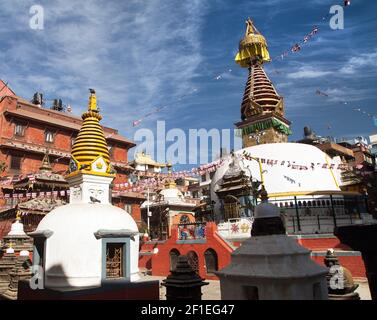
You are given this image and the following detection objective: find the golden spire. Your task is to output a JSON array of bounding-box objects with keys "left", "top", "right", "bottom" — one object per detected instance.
[
  {"left": 39, "top": 151, "right": 52, "bottom": 172},
  {"left": 70, "top": 89, "right": 112, "bottom": 175},
  {"left": 16, "top": 209, "right": 21, "bottom": 221},
  {"left": 235, "top": 18, "right": 271, "bottom": 68},
  {"left": 164, "top": 162, "right": 176, "bottom": 189}
]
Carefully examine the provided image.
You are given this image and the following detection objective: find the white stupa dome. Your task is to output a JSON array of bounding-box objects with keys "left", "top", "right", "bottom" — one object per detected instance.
[
  {"left": 8, "top": 220, "right": 26, "bottom": 236},
  {"left": 211, "top": 143, "right": 342, "bottom": 213},
  {"left": 159, "top": 187, "right": 184, "bottom": 202},
  {"left": 20, "top": 250, "right": 30, "bottom": 257},
  {"left": 36, "top": 203, "right": 139, "bottom": 288}
]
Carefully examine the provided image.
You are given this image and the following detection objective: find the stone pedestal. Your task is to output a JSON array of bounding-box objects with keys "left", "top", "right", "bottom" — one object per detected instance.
[
  {"left": 217, "top": 202, "right": 328, "bottom": 300},
  {"left": 162, "top": 255, "right": 208, "bottom": 300},
  {"left": 335, "top": 224, "right": 377, "bottom": 300},
  {"left": 0, "top": 255, "right": 31, "bottom": 300},
  {"left": 0, "top": 253, "right": 16, "bottom": 294}
]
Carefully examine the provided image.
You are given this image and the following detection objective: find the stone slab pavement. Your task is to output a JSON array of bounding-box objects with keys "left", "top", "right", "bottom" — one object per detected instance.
[{"left": 141, "top": 275, "right": 372, "bottom": 300}]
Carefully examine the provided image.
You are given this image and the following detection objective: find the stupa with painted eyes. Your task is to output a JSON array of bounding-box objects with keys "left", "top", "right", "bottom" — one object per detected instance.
[{"left": 28, "top": 90, "right": 142, "bottom": 291}]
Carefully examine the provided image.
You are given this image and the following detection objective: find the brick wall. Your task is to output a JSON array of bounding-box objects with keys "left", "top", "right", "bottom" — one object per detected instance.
[{"left": 140, "top": 222, "right": 233, "bottom": 280}]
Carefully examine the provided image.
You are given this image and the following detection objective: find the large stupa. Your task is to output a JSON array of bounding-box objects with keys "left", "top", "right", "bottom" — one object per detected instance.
[{"left": 212, "top": 19, "right": 376, "bottom": 241}]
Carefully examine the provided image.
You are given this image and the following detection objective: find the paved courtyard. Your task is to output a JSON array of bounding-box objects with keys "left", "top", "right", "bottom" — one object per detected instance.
[{"left": 141, "top": 275, "right": 372, "bottom": 300}]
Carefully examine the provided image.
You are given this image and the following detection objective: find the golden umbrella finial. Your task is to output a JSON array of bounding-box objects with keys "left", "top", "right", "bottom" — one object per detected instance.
[
  {"left": 235, "top": 18, "right": 271, "bottom": 67},
  {"left": 88, "top": 88, "right": 97, "bottom": 112}
]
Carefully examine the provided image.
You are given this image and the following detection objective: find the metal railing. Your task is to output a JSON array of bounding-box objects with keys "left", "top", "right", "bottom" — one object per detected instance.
[{"left": 269, "top": 195, "right": 369, "bottom": 235}]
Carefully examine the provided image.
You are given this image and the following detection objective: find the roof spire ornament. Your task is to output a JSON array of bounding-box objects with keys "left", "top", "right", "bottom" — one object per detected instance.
[
  {"left": 68, "top": 89, "right": 113, "bottom": 178},
  {"left": 39, "top": 151, "right": 52, "bottom": 172},
  {"left": 16, "top": 209, "right": 21, "bottom": 221},
  {"left": 164, "top": 162, "right": 177, "bottom": 189},
  {"left": 235, "top": 18, "right": 271, "bottom": 67}
]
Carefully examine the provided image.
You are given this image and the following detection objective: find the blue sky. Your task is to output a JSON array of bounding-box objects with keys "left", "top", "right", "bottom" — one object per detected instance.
[{"left": 1, "top": 0, "right": 376, "bottom": 167}]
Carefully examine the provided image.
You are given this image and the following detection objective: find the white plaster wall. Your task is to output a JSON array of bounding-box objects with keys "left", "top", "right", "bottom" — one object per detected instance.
[
  {"left": 37, "top": 203, "right": 139, "bottom": 289},
  {"left": 67, "top": 174, "right": 113, "bottom": 205}
]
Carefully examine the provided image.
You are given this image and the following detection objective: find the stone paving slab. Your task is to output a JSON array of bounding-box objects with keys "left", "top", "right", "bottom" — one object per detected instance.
[{"left": 141, "top": 275, "right": 371, "bottom": 300}]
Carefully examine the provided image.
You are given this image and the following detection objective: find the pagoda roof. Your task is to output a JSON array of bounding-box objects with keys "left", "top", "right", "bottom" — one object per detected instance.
[
  {"left": 131, "top": 152, "right": 166, "bottom": 167},
  {"left": 13, "top": 154, "right": 69, "bottom": 189},
  {"left": 13, "top": 173, "right": 69, "bottom": 189},
  {"left": 18, "top": 198, "right": 66, "bottom": 215}
]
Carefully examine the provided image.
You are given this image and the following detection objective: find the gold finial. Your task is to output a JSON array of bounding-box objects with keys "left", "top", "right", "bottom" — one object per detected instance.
[
  {"left": 166, "top": 162, "right": 172, "bottom": 174},
  {"left": 245, "top": 18, "right": 254, "bottom": 36},
  {"left": 39, "top": 151, "right": 52, "bottom": 172},
  {"left": 16, "top": 210, "right": 21, "bottom": 221},
  {"left": 235, "top": 18, "right": 270, "bottom": 67},
  {"left": 164, "top": 162, "right": 176, "bottom": 189},
  {"left": 88, "top": 88, "right": 97, "bottom": 112},
  {"left": 69, "top": 89, "right": 113, "bottom": 177}
]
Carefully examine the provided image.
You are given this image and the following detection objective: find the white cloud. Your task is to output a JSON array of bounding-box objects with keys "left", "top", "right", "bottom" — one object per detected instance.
[
  {"left": 0, "top": 0, "right": 207, "bottom": 133},
  {"left": 340, "top": 50, "right": 377, "bottom": 74},
  {"left": 287, "top": 66, "right": 332, "bottom": 79}
]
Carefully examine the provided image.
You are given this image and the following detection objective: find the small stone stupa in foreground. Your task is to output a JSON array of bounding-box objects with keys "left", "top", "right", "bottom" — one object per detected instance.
[{"left": 217, "top": 192, "right": 328, "bottom": 300}]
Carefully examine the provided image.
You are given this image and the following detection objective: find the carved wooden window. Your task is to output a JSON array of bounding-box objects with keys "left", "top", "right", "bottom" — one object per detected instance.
[
  {"left": 14, "top": 123, "right": 25, "bottom": 137},
  {"left": 106, "top": 243, "right": 123, "bottom": 278},
  {"left": 224, "top": 202, "right": 240, "bottom": 220},
  {"left": 45, "top": 130, "right": 54, "bottom": 143},
  {"left": 10, "top": 155, "right": 22, "bottom": 170}
]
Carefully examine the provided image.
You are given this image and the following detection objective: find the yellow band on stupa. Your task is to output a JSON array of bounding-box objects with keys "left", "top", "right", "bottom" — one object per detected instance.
[{"left": 69, "top": 89, "right": 113, "bottom": 177}]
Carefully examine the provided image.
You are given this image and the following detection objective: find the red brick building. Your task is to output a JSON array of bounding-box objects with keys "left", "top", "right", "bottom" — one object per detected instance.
[
  {"left": 0, "top": 80, "right": 144, "bottom": 231},
  {"left": 0, "top": 80, "right": 134, "bottom": 182}
]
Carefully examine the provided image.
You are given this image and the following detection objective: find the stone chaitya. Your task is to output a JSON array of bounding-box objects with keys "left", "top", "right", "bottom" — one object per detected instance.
[
  {"left": 324, "top": 248, "right": 360, "bottom": 300},
  {"left": 216, "top": 194, "right": 328, "bottom": 300},
  {"left": 0, "top": 211, "right": 32, "bottom": 300}
]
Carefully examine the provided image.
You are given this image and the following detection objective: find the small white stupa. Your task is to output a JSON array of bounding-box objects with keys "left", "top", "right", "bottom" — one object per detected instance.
[
  {"left": 29, "top": 90, "right": 140, "bottom": 289},
  {"left": 7, "top": 219, "right": 26, "bottom": 237},
  {"left": 217, "top": 191, "right": 328, "bottom": 300},
  {"left": 1, "top": 210, "right": 32, "bottom": 256}
]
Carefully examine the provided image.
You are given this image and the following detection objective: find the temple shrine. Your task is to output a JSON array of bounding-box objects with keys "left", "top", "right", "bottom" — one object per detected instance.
[{"left": 0, "top": 153, "right": 68, "bottom": 237}]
